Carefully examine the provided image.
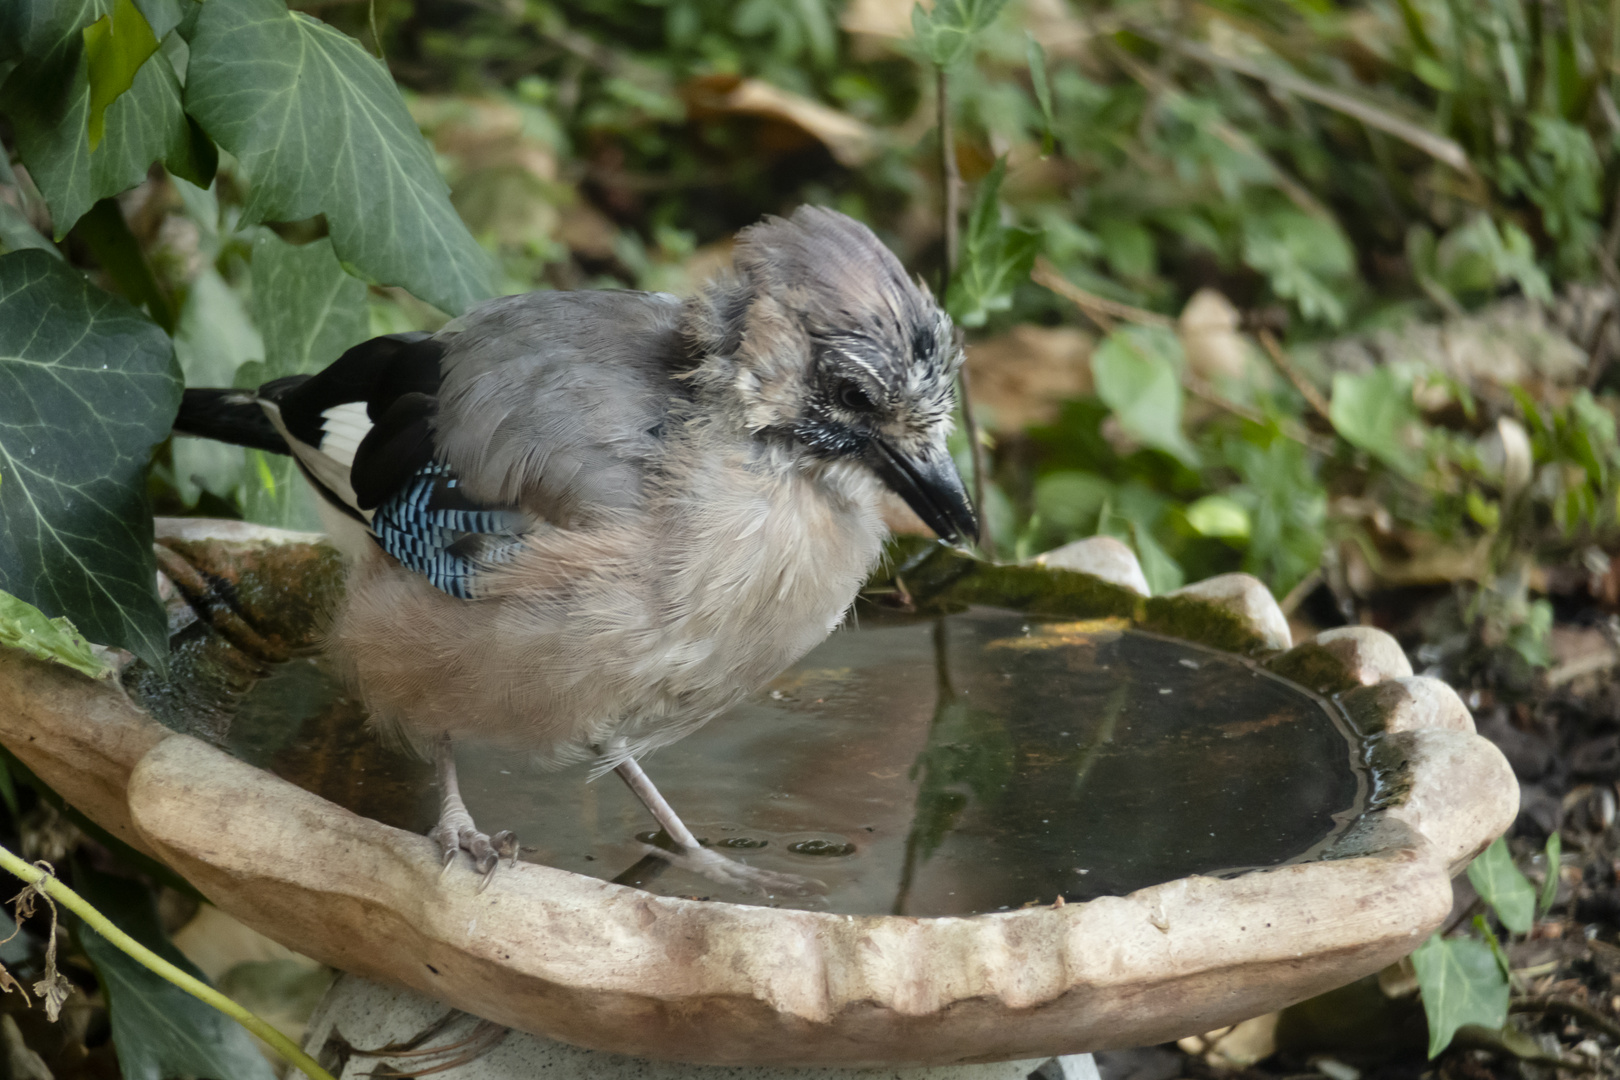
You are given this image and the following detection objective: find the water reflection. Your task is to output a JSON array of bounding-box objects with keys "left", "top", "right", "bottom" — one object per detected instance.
[{"left": 170, "top": 606, "right": 1366, "bottom": 916}]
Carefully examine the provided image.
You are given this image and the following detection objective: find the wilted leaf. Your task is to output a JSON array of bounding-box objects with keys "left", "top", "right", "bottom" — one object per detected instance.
[
  {"left": 0, "top": 252, "right": 178, "bottom": 670},
  {"left": 1410, "top": 934, "right": 1509, "bottom": 1058},
  {"left": 1466, "top": 836, "right": 1536, "bottom": 934},
  {"left": 911, "top": 0, "right": 1007, "bottom": 68},
  {"left": 1330, "top": 367, "right": 1423, "bottom": 477},
  {"left": 75, "top": 868, "right": 276, "bottom": 1080},
  {"left": 685, "top": 75, "right": 880, "bottom": 167},
  {"left": 239, "top": 232, "right": 368, "bottom": 530},
  {"left": 0, "top": 590, "right": 111, "bottom": 679},
  {"left": 183, "top": 0, "right": 495, "bottom": 316},
  {"left": 0, "top": 0, "right": 213, "bottom": 238},
  {"left": 1090, "top": 325, "right": 1199, "bottom": 466}
]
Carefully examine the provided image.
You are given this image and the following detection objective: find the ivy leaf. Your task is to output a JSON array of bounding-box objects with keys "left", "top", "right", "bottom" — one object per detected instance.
[
  {"left": 0, "top": 589, "right": 111, "bottom": 679},
  {"left": 0, "top": 251, "right": 179, "bottom": 670},
  {"left": 1090, "top": 325, "right": 1200, "bottom": 467},
  {"left": 1241, "top": 208, "right": 1354, "bottom": 327},
  {"left": 1330, "top": 367, "right": 1424, "bottom": 477},
  {"left": 1466, "top": 836, "right": 1536, "bottom": 934},
  {"left": 1410, "top": 934, "right": 1509, "bottom": 1058},
  {"left": 911, "top": 0, "right": 1008, "bottom": 69},
  {"left": 82, "top": 0, "right": 159, "bottom": 150},
  {"left": 238, "top": 232, "right": 368, "bottom": 529},
  {"left": 0, "top": 0, "right": 214, "bottom": 237},
  {"left": 947, "top": 157, "right": 1039, "bottom": 328},
  {"left": 74, "top": 866, "right": 277, "bottom": 1080},
  {"left": 183, "top": 0, "right": 495, "bottom": 316}
]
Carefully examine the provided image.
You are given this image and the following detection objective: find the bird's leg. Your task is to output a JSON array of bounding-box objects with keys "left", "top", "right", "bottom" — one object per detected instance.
[
  {"left": 429, "top": 734, "right": 518, "bottom": 881},
  {"left": 612, "top": 757, "right": 823, "bottom": 897}
]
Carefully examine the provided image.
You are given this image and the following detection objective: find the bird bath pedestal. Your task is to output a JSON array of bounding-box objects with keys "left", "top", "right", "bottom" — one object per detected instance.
[{"left": 0, "top": 521, "right": 1517, "bottom": 1076}]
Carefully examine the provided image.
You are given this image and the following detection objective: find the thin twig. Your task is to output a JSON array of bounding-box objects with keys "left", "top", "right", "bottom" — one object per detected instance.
[
  {"left": 1513, "top": 995, "right": 1620, "bottom": 1041},
  {"left": 1130, "top": 26, "right": 1476, "bottom": 175},
  {"left": 0, "top": 846, "right": 337, "bottom": 1080},
  {"left": 938, "top": 68, "right": 960, "bottom": 279},
  {"left": 937, "top": 66, "right": 991, "bottom": 556},
  {"left": 1031, "top": 258, "right": 1171, "bottom": 328},
  {"left": 1256, "top": 327, "right": 1333, "bottom": 424}
]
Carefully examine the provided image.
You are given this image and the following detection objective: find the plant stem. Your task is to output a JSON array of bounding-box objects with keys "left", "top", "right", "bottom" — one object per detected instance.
[
  {"left": 0, "top": 845, "right": 337, "bottom": 1080},
  {"left": 937, "top": 66, "right": 992, "bottom": 558}
]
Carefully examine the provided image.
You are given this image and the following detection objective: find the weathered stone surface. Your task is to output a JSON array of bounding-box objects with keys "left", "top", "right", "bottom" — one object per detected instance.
[
  {"left": 1266, "top": 627, "right": 1413, "bottom": 696},
  {"left": 1339, "top": 677, "right": 1474, "bottom": 736},
  {"left": 1375, "top": 729, "right": 1519, "bottom": 876},
  {"left": 1162, "top": 574, "right": 1290, "bottom": 651},
  {"left": 305, "top": 974, "right": 1048, "bottom": 1078},
  {"left": 1034, "top": 538, "right": 1150, "bottom": 598}
]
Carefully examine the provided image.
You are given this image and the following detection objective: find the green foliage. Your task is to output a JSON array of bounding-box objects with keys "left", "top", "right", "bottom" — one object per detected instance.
[
  {"left": 1090, "top": 326, "right": 1198, "bottom": 466},
  {"left": 0, "top": 251, "right": 179, "bottom": 670},
  {"left": 911, "top": 0, "right": 1008, "bottom": 70},
  {"left": 81, "top": 0, "right": 161, "bottom": 150},
  {"left": 1411, "top": 933, "right": 1510, "bottom": 1058},
  {"left": 1467, "top": 836, "right": 1536, "bottom": 934},
  {"left": 1, "top": 0, "right": 213, "bottom": 238},
  {"left": 946, "top": 157, "right": 1039, "bottom": 328},
  {"left": 184, "top": 0, "right": 494, "bottom": 316},
  {"left": 1538, "top": 832, "right": 1561, "bottom": 916},
  {"left": 0, "top": 589, "right": 111, "bottom": 679},
  {"left": 1330, "top": 368, "right": 1424, "bottom": 478},
  {"left": 74, "top": 866, "right": 278, "bottom": 1080},
  {"left": 1240, "top": 209, "right": 1355, "bottom": 328}
]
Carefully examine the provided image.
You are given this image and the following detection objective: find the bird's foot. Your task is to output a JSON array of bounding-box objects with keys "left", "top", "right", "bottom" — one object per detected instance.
[
  {"left": 430, "top": 810, "right": 519, "bottom": 883},
  {"left": 642, "top": 842, "right": 825, "bottom": 897}
]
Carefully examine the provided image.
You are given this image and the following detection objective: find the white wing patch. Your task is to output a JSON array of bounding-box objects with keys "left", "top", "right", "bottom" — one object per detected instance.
[{"left": 318, "top": 402, "right": 373, "bottom": 468}]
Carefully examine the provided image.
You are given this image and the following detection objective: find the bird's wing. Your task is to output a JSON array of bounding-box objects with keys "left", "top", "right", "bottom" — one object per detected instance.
[{"left": 260, "top": 291, "right": 688, "bottom": 598}]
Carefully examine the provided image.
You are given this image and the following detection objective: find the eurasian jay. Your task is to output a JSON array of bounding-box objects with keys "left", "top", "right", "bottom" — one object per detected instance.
[{"left": 174, "top": 206, "right": 977, "bottom": 894}]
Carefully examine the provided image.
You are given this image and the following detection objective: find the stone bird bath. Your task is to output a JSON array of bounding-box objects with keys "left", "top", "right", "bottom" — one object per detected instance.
[{"left": 0, "top": 520, "right": 1517, "bottom": 1072}]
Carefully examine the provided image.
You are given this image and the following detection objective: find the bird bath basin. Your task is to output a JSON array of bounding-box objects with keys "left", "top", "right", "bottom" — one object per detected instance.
[{"left": 0, "top": 520, "right": 1518, "bottom": 1069}]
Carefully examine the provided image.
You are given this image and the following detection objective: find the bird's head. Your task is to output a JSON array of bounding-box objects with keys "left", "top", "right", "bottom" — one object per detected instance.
[{"left": 686, "top": 206, "right": 978, "bottom": 545}]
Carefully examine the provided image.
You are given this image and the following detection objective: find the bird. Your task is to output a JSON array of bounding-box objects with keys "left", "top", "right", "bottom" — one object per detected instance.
[{"left": 173, "top": 206, "right": 977, "bottom": 895}]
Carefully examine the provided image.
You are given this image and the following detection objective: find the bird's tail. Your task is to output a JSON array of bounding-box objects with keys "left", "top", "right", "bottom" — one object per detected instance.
[{"left": 173, "top": 388, "right": 291, "bottom": 455}]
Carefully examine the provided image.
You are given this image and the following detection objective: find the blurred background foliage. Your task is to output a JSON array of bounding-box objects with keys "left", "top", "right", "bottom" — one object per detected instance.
[{"left": 9, "top": 0, "right": 1620, "bottom": 671}]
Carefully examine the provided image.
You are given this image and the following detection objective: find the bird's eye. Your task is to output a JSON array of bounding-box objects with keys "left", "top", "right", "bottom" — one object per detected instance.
[{"left": 837, "top": 381, "right": 875, "bottom": 412}]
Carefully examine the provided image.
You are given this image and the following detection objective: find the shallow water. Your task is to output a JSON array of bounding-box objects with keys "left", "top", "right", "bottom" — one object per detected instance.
[{"left": 209, "top": 606, "right": 1367, "bottom": 915}]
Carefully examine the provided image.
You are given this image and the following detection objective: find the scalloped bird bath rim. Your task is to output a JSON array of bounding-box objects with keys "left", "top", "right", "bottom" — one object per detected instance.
[{"left": 0, "top": 520, "right": 1518, "bottom": 1067}]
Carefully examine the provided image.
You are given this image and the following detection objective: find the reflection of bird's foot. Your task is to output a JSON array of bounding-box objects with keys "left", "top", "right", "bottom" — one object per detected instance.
[
  {"left": 431, "top": 812, "right": 518, "bottom": 884},
  {"left": 643, "top": 842, "right": 825, "bottom": 897}
]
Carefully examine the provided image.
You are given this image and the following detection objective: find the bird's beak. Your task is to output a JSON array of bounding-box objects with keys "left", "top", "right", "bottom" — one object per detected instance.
[{"left": 865, "top": 438, "right": 978, "bottom": 545}]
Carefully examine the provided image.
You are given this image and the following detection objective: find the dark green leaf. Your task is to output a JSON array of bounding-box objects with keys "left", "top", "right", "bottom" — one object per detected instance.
[
  {"left": 0, "top": 589, "right": 110, "bottom": 679},
  {"left": 0, "top": 251, "right": 179, "bottom": 669},
  {"left": 1410, "top": 934, "right": 1509, "bottom": 1058},
  {"left": 911, "top": 0, "right": 1007, "bottom": 68},
  {"left": 1090, "top": 325, "right": 1199, "bottom": 466},
  {"left": 240, "top": 232, "right": 368, "bottom": 529},
  {"left": 82, "top": 0, "right": 159, "bottom": 150},
  {"left": 183, "top": 0, "right": 495, "bottom": 315},
  {"left": 0, "top": 0, "right": 211, "bottom": 237},
  {"left": 74, "top": 867, "right": 277, "bottom": 1080},
  {"left": 1466, "top": 836, "right": 1535, "bottom": 934},
  {"left": 1539, "top": 832, "right": 1561, "bottom": 916}
]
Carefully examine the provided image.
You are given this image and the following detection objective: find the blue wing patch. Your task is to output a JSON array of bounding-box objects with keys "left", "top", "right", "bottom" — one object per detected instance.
[{"left": 371, "top": 462, "right": 524, "bottom": 599}]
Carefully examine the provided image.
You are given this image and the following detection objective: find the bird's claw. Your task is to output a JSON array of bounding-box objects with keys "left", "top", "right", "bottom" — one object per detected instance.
[
  {"left": 431, "top": 822, "right": 520, "bottom": 883},
  {"left": 641, "top": 842, "right": 825, "bottom": 897}
]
